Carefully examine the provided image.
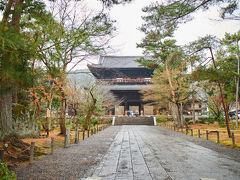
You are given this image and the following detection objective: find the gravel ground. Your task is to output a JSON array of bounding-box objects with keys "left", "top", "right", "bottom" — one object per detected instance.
[
  {"left": 158, "top": 126, "right": 240, "bottom": 162},
  {"left": 15, "top": 126, "right": 122, "bottom": 180}
]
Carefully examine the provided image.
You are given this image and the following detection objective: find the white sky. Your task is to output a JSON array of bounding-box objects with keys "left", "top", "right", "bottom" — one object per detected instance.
[{"left": 71, "top": 0, "right": 240, "bottom": 69}]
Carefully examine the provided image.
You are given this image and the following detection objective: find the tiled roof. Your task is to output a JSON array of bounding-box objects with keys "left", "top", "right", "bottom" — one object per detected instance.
[{"left": 92, "top": 56, "right": 146, "bottom": 68}]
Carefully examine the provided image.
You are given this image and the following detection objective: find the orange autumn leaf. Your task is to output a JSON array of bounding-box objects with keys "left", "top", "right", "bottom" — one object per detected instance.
[{"left": 47, "top": 96, "right": 51, "bottom": 101}]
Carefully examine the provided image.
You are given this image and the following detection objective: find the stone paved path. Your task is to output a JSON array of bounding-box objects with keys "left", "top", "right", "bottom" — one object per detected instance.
[{"left": 88, "top": 126, "right": 240, "bottom": 180}]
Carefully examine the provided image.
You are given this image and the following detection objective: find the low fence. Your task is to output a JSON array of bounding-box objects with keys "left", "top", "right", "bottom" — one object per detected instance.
[
  {"left": 161, "top": 123, "right": 239, "bottom": 148},
  {"left": 0, "top": 124, "right": 110, "bottom": 164}
]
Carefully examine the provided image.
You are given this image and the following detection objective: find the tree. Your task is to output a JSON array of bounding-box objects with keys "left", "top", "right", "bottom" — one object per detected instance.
[
  {"left": 0, "top": 0, "right": 49, "bottom": 140},
  {"left": 137, "top": 0, "right": 239, "bottom": 133},
  {"left": 36, "top": 0, "right": 116, "bottom": 134},
  {"left": 137, "top": 2, "right": 185, "bottom": 125},
  {"left": 149, "top": 0, "right": 239, "bottom": 26},
  {"left": 141, "top": 61, "right": 191, "bottom": 126},
  {"left": 221, "top": 31, "right": 240, "bottom": 128},
  {"left": 189, "top": 35, "right": 239, "bottom": 137}
]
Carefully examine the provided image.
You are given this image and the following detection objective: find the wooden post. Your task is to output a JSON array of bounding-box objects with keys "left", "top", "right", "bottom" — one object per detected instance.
[
  {"left": 206, "top": 130, "right": 209, "bottom": 140},
  {"left": 30, "top": 142, "right": 35, "bottom": 164},
  {"left": 191, "top": 129, "right": 193, "bottom": 136},
  {"left": 82, "top": 129, "right": 85, "bottom": 140},
  {"left": 186, "top": 128, "right": 188, "bottom": 135},
  {"left": 51, "top": 137, "right": 54, "bottom": 154},
  {"left": 0, "top": 149, "right": 4, "bottom": 162},
  {"left": 97, "top": 125, "right": 99, "bottom": 132},
  {"left": 75, "top": 127, "right": 79, "bottom": 144},
  {"left": 64, "top": 134, "right": 67, "bottom": 147},
  {"left": 87, "top": 129, "right": 90, "bottom": 137},
  {"left": 91, "top": 129, "right": 93, "bottom": 135},
  {"left": 64, "top": 127, "right": 70, "bottom": 147},
  {"left": 232, "top": 132, "right": 236, "bottom": 147},
  {"left": 217, "top": 131, "right": 220, "bottom": 143},
  {"left": 198, "top": 129, "right": 201, "bottom": 138},
  {"left": 94, "top": 128, "right": 96, "bottom": 134}
]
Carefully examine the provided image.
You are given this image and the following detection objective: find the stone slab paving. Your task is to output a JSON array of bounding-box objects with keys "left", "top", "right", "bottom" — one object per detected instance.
[{"left": 88, "top": 125, "right": 240, "bottom": 180}]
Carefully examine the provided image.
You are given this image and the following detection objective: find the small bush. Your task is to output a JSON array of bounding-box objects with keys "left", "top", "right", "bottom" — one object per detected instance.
[
  {"left": 101, "top": 117, "right": 112, "bottom": 124},
  {"left": 77, "top": 116, "right": 85, "bottom": 125},
  {"left": 0, "top": 160, "right": 16, "bottom": 180},
  {"left": 184, "top": 118, "right": 192, "bottom": 126},
  {"left": 92, "top": 118, "right": 99, "bottom": 126},
  {"left": 156, "top": 115, "right": 168, "bottom": 123},
  {"left": 217, "top": 116, "right": 226, "bottom": 127},
  {"left": 207, "top": 117, "right": 215, "bottom": 124}
]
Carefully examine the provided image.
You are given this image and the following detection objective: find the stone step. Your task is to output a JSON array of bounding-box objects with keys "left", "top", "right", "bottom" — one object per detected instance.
[{"left": 114, "top": 117, "right": 154, "bottom": 126}]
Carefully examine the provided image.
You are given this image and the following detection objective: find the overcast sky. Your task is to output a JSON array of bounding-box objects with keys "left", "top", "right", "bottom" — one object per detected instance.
[{"left": 73, "top": 0, "right": 240, "bottom": 69}]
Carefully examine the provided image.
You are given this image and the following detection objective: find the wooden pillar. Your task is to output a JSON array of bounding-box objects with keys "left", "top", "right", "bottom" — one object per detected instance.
[
  {"left": 232, "top": 132, "right": 236, "bottom": 147},
  {"left": 64, "top": 127, "right": 70, "bottom": 147},
  {"left": 82, "top": 129, "right": 85, "bottom": 140},
  {"left": 206, "top": 130, "right": 209, "bottom": 140},
  {"left": 0, "top": 149, "right": 4, "bottom": 162},
  {"left": 198, "top": 129, "right": 201, "bottom": 138},
  {"left": 75, "top": 127, "right": 79, "bottom": 144},
  {"left": 51, "top": 137, "right": 54, "bottom": 154},
  {"left": 30, "top": 142, "right": 35, "bottom": 164},
  {"left": 217, "top": 131, "right": 220, "bottom": 143}
]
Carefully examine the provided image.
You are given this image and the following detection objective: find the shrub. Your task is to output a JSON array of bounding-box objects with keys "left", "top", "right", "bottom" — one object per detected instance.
[
  {"left": 217, "top": 116, "right": 226, "bottom": 127},
  {"left": 77, "top": 116, "right": 85, "bottom": 125},
  {"left": 184, "top": 118, "right": 192, "bottom": 126},
  {"left": 207, "top": 117, "right": 215, "bottom": 124},
  {"left": 92, "top": 118, "right": 99, "bottom": 126},
  {"left": 156, "top": 115, "right": 168, "bottom": 123},
  {"left": 0, "top": 160, "right": 16, "bottom": 180}
]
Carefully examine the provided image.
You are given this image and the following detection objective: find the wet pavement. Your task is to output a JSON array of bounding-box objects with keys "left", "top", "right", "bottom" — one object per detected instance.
[{"left": 88, "top": 125, "right": 240, "bottom": 180}]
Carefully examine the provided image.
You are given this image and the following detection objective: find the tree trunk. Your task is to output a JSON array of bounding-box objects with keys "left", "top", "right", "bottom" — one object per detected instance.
[
  {"left": 83, "top": 91, "right": 97, "bottom": 130},
  {"left": 60, "top": 91, "right": 66, "bottom": 135},
  {"left": 190, "top": 62, "right": 196, "bottom": 124},
  {"left": 0, "top": 0, "right": 23, "bottom": 140},
  {"left": 192, "top": 96, "right": 196, "bottom": 124},
  {"left": 235, "top": 41, "right": 240, "bottom": 128},
  {"left": 0, "top": 92, "right": 13, "bottom": 140},
  {"left": 209, "top": 47, "right": 231, "bottom": 137},
  {"left": 164, "top": 61, "right": 181, "bottom": 125}
]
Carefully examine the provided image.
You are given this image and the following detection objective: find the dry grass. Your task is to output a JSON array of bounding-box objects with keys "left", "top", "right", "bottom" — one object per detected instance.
[
  {"left": 161, "top": 122, "right": 240, "bottom": 148},
  {"left": 0, "top": 124, "right": 108, "bottom": 170}
]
